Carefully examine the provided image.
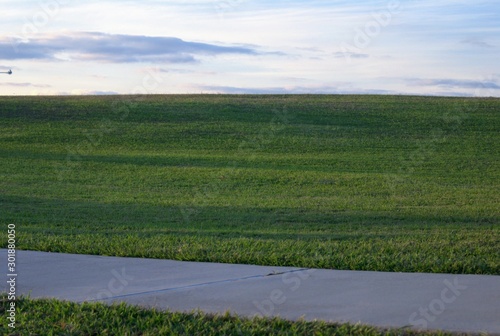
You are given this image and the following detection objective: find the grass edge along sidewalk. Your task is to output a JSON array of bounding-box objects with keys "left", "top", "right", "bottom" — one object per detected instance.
[{"left": 1, "top": 294, "right": 466, "bottom": 336}]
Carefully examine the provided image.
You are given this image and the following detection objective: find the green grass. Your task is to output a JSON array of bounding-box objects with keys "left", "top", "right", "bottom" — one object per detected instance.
[
  {"left": 0, "top": 295, "right": 458, "bottom": 335},
  {"left": 1, "top": 95, "right": 499, "bottom": 274}
]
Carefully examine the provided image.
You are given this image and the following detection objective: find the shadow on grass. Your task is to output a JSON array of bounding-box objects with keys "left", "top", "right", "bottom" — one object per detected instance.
[
  {"left": 2, "top": 194, "right": 498, "bottom": 273},
  {"left": 1, "top": 194, "right": 496, "bottom": 236},
  {"left": 0, "top": 148, "right": 385, "bottom": 174}
]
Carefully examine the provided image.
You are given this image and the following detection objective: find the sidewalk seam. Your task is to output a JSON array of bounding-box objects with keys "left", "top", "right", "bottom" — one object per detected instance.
[{"left": 79, "top": 268, "right": 311, "bottom": 303}]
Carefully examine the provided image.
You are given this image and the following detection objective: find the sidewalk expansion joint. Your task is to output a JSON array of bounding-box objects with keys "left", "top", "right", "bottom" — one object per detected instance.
[{"left": 79, "top": 268, "right": 311, "bottom": 304}]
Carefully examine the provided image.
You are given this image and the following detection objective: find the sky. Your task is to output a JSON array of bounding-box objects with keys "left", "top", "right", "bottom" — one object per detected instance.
[{"left": 0, "top": 0, "right": 499, "bottom": 96}]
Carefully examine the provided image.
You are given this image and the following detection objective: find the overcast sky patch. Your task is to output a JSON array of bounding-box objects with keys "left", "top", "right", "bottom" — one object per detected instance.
[{"left": 1, "top": 1, "right": 499, "bottom": 96}]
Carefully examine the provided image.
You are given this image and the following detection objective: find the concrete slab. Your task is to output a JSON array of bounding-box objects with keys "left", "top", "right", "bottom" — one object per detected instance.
[{"left": 2, "top": 249, "right": 499, "bottom": 334}]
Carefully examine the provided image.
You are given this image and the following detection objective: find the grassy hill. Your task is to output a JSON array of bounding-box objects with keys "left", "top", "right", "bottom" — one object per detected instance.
[{"left": 1, "top": 95, "right": 498, "bottom": 274}]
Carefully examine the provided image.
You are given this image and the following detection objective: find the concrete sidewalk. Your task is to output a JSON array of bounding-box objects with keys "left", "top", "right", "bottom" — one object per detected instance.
[{"left": 2, "top": 249, "right": 499, "bottom": 333}]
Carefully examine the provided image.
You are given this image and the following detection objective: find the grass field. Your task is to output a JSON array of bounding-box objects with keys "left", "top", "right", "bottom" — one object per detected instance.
[
  {"left": 0, "top": 295, "right": 457, "bottom": 336},
  {"left": 1, "top": 95, "right": 499, "bottom": 274}
]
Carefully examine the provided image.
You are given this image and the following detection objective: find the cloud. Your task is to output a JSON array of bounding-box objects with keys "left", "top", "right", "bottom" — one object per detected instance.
[
  {"left": 332, "top": 52, "right": 369, "bottom": 59},
  {"left": 0, "top": 82, "right": 51, "bottom": 88},
  {"left": 196, "top": 85, "right": 396, "bottom": 95},
  {"left": 45, "top": 89, "right": 120, "bottom": 95},
  {"left": 406, "top": 78, "right": 500, "bottom": 89},
  {"left": 144, "top": 67, "right": 195, "bottom": 74},
  {"left": 197, "top": 85, "right": 337, "bottom": 94},
  {"left": 461, "top": 38, "right": 494, "bottom": 48},
  {"left": 0, "top": 32, "right": 260, "bottom": 63}
]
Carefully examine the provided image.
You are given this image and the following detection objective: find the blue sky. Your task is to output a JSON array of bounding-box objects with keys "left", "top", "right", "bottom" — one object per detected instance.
[{"left": 0, "top": 0, "right": 499, "bottom": 96}]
